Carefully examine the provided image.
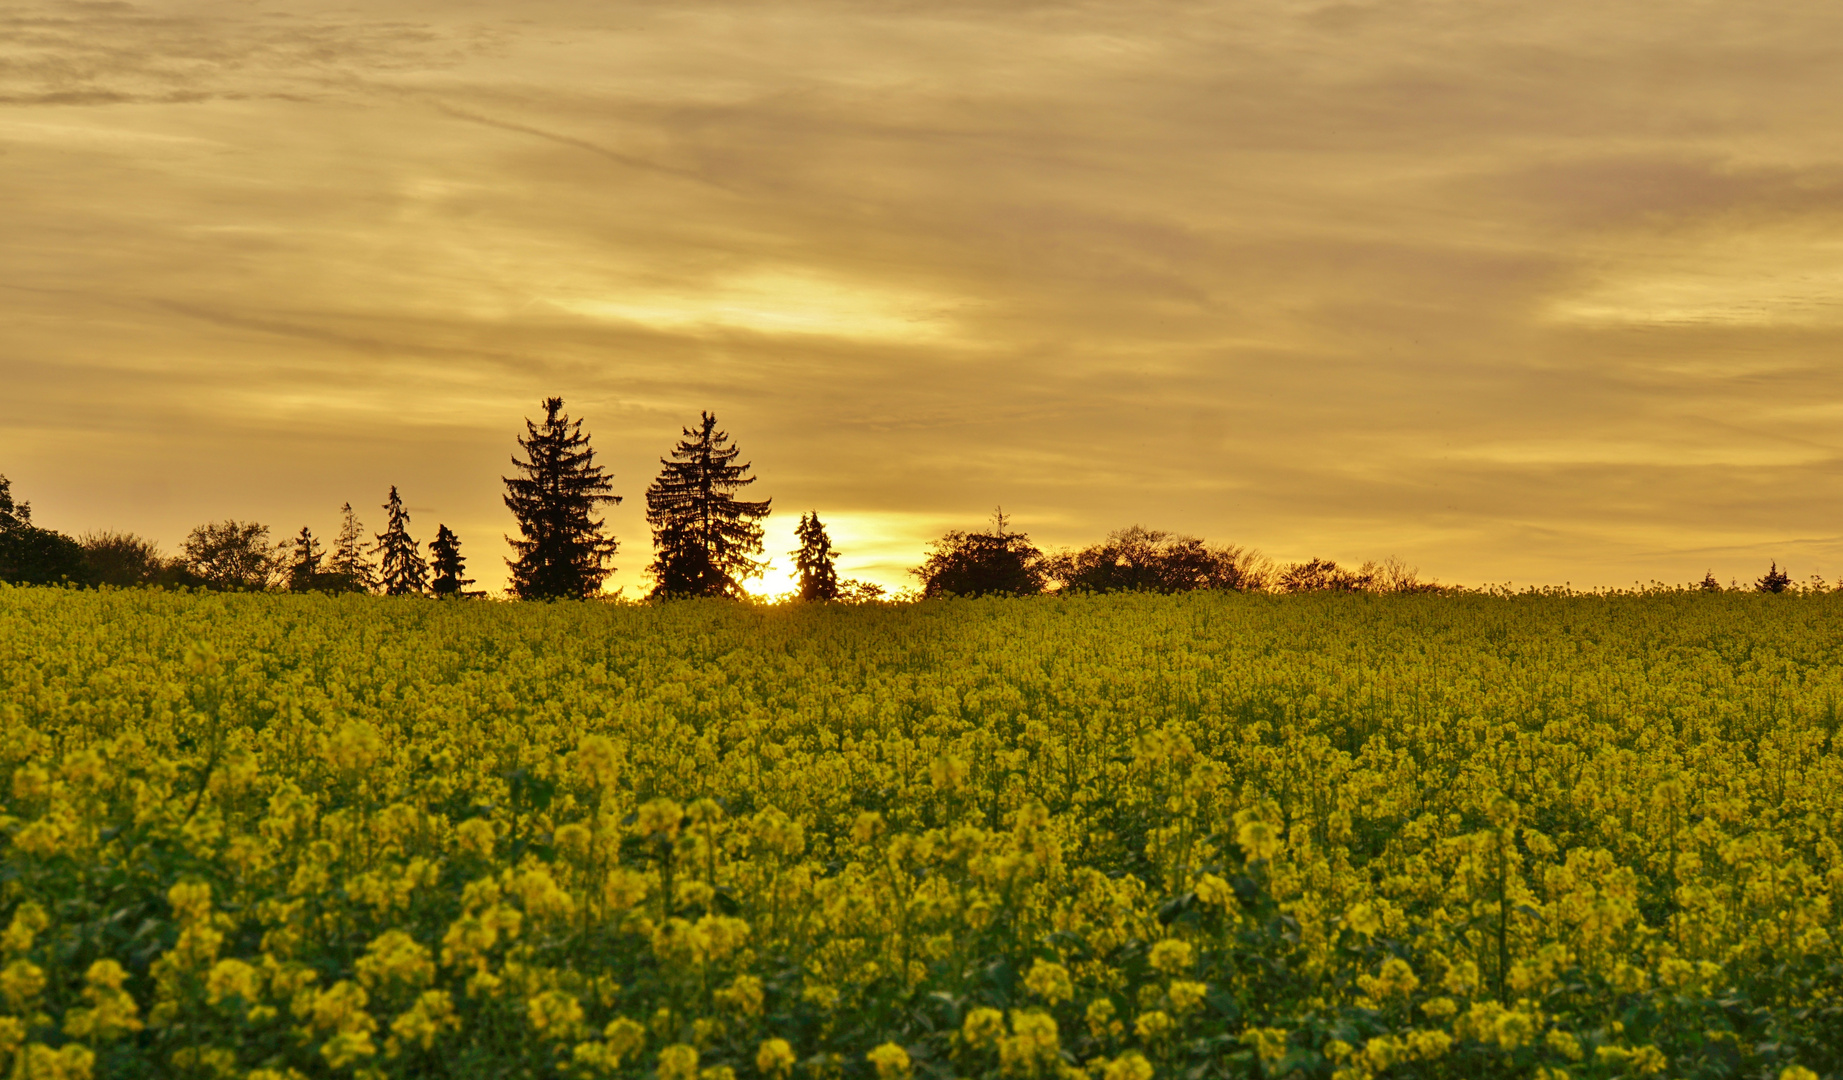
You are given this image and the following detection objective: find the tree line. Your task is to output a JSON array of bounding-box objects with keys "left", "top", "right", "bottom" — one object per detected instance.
[{"left": 0, "top": 397, "right": 1820, "bottom": 599}]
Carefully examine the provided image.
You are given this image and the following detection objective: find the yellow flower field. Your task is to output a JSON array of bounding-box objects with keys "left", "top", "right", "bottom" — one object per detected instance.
[{"left": 1, "top": 585, "right": 1839, "bottom": 1079}]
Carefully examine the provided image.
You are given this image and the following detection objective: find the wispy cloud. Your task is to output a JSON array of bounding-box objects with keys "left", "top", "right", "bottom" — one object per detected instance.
[{"left": 8, "top": 0, "right": 1843, "bottom": 593}]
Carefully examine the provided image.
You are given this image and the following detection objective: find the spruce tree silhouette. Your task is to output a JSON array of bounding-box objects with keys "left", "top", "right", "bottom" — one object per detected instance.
[
  {"left": 503, "top": 398, "right": 621, "bottom": 600},
  {"left": 373, "top": 486, "right": 427, "bottom": 595},
  {"left": 646, "top": 412, "right": 771, "bottom": 598},
  {"left": 792, "top": 511, "right": 840, "bottom": 601},
  {"left": 284, "top": 526, "right": 326, "bottom": 592},
  {"left": 328, "top": 502, "right": 376, "bottom": 594},
  {"left": 429, "top": 524, "right": 478, "bottom": 598},
  {"left": 1756, "top": 561, "right": 1792, "bottom": 594}
]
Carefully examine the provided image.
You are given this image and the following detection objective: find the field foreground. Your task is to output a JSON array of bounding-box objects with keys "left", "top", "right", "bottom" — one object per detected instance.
[{"left": 1, "top": 587, "right": 1840, "bottom": 1080}]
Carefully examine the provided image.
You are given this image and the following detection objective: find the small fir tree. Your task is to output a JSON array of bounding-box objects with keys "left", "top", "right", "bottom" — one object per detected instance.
[
  {"left": 428, "top": 524, "right": 478, "bottom": 598},
  {"left": 372, "top": 486, "right": 427, "bottom": 596},
  {"left": 792, "top": 511, "right": 840, "bottom": 601},
  {"left": 503, "top": 398, "right": 621, "bottom": 600},
  {"left": 1699, "top": 570, "right": 1722, "bottom": 592},
  {"left": 327, "top": 502, "right": 376, "bottom": 594},
  {"left": 1756, "top": 561, "right": 1792, "bottom": 594},
  {"left": 283, "top": 526, "right": 326, "bottom": 592},
  {"left": 646, "top": 412, "right": 771, "bottom": 599}
]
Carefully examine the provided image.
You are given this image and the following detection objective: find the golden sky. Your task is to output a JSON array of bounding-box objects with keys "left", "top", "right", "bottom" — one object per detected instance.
[{"left": 6, "top": 0, "right": 1843, "bottom": 595}]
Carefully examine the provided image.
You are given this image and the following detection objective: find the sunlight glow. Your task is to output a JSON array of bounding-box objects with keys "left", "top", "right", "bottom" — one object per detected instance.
[{"left": 548, "top": 270, "right": 960, "bottom": 341}]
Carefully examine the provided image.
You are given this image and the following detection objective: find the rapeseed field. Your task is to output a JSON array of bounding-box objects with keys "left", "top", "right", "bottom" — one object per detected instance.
[{"left": 1, "top": 586, "right": 1838, "bottom": 1080}]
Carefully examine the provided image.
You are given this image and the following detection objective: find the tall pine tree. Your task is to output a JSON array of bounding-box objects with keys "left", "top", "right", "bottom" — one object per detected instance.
[
  {"left": 646, "top": 412, "right": 771, "bottom": 598},
  {"left": 327, "top": 502, "right": 376, "bottom": 594},
  {"left": 372, "top": 486, "right": 427, "bottom": 595},
  {"left": 792, "top": 511, "right": 839, "bottom": 601},
  {"left": 503, "top": 398, "right": 621, "bottom": 600},
  {"left": 283, "top": 526, "right": 326, "bottom": 592},
  {"left": 428, "top": 524, "right": 478, "bottom": 598}
]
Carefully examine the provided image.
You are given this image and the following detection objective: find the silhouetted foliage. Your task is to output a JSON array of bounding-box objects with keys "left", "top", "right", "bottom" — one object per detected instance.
[
  {"left": 1757, "top": 561, "right": 1792, "bottom": 594},
  {"left": 837, "top": 578, "right": 888, "bottom": 602},
  {"left": 0, "top": 485, "right": 89, "bottom": 584},
  {"left": 325, "top": 502, "right": 376, "bottom": 594},
  {"left": 1699, "top": 570, "right": 1722, "bottom": 592},
  {"left": 646, "top": 412, "right": 771, "bottom": 599},
  {"left": 429, "top": 524, "right": 480, "bottom": 598},
  {"left": 180, "top": 520, "right": 277, "bottom": 591},
  {"left": 1276, "top": 557, "right": 1373, "bottom": 593},
  {"left": 372, "top": 486, "right": 427, "bottom": 596},
  {"left": 81, "top": 531, "right": 170, "bottom": 587},
  {"left": 0, "top": 474, "right": 27, "bottom": 532},
  {"left": 792, "top": 512, "right": 840, "bottom": 601},
  {"left": 1044, "top": 525, "right": 1268, "bottom": 593},
  {"left": 281, "top": 526, "right": 338, "bottom": 592},
  {"left": 504, "top": 398, "right": 622, "bottom": 600},
  {"left": 913, "top": 509, "right": 1046, "bottom": 598}
]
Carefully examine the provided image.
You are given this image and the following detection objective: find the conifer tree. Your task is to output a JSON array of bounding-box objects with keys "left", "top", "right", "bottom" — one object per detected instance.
[
  {"left": 327, "top": 502, "right": 376, "bottom": 594},
  {"left": 646, "top": 412, "right": 771, "bottom": 598},
  {"left": 372, "top": 486, "right": 427, "bottom": 596},
  {"left": 283, "top": 526, "right": 326, "bottom": 592},
  {"left": 428, "top": 524, "right": 478, "bottom": 598},
  {"left": 792, "top": 511, "right": 840, "bottom": 601},
  {"left": 503, "top": 398, "right": 621, "bottom": 600}
]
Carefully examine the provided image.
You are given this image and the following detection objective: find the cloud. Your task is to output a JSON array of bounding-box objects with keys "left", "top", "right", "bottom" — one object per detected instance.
[{"left": 9, "top": 0, "right": 1843, "bottom": 593}]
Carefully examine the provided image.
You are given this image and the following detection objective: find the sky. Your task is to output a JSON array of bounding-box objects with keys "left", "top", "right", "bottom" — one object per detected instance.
[{"left": 6, "top": 0, "right": 1843, "bottom": 596}]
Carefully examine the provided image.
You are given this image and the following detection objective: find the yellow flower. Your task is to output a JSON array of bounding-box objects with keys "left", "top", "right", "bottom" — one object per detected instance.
[
  {"left": 1023, "top": 959, "right": 1074, "bottom": 1005},
  {"left": 962, "top": 1007, "right": 1005, "bottom": 1051},
  {"left": 1344, "top": 901, "right": 1381, "bottom": 937},
  {"left": 1166, "top": 980, "right": 1207, "bottom": 1014},
  {"left": 1194, "top": 874, "right": 1237, "bottom": 910},
  {"left": 1085, "top": 998, "right": 1120, "bottom": 1040},
  {"left": 1147, "top": 939, "right": 1192, "bottom": 975},
  {"left": 930, "top": 756, "right": 968, "bottom": 792},
  {"left": 167, "top": 880, "right": 214, "bottom": 923},
  {"left": 1241, "top": 1027, "right": 1289, "bottom": 1064},
  {"left": 320, "top": 1030, "right": 377, "bottom": 1069},
  {"left": 322, "top": 720, "right": 383, "bottom": 774},
  {"left": 637, "top": 799, "right": 684, "bottom": 840},
  {"left": 604, "top": 1017, "right": 647, "bottom": 1061},
  {"left": 1, "top": 959, "right": 46, "bottom": 1010},
  {"left": 390, "top": 990, "right": 459, "bottom": 1052},
  {"left": 528, "top": 990, "right": 585, "bottom": 1039},
  {"left": 206, "top": 958, "right": 264, "bottom": 1006},
  {"left": 455, "top": 819, "right": 497, "bottom": 859},
  {"left": 756, "top": 1038, "right": 796, "bottom": 1078},
  {"left": 867, "top": 1042, "right": 911, "bottom": 1080},
  {"left": 852, "top": 811, "right": 885, "bottom": 845},
  {"left": 1546, "top": 1030, "right": 1583, "bottom": 1061},
  {"left": 1102, "top": 1052, "right": 1153, "bottom": 1080},
  {"left": 1235, "top": 816, "right": 1283, "bottom": 862},
  {"left": 657, "top": 1043, "right": 700, "bottom": 1080},
  {"left": 999, "top": 1011, "right": 1060, "bottom": 1078},
  {"left": 356, "top": 930, "right": 435, "bottom": 991},
  {"left": 715, "top": 975, "right": 765, "bottom": 1017},
  {"left": 1133, "top": 1011, "right": 1172, "bottom": 1040}
]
